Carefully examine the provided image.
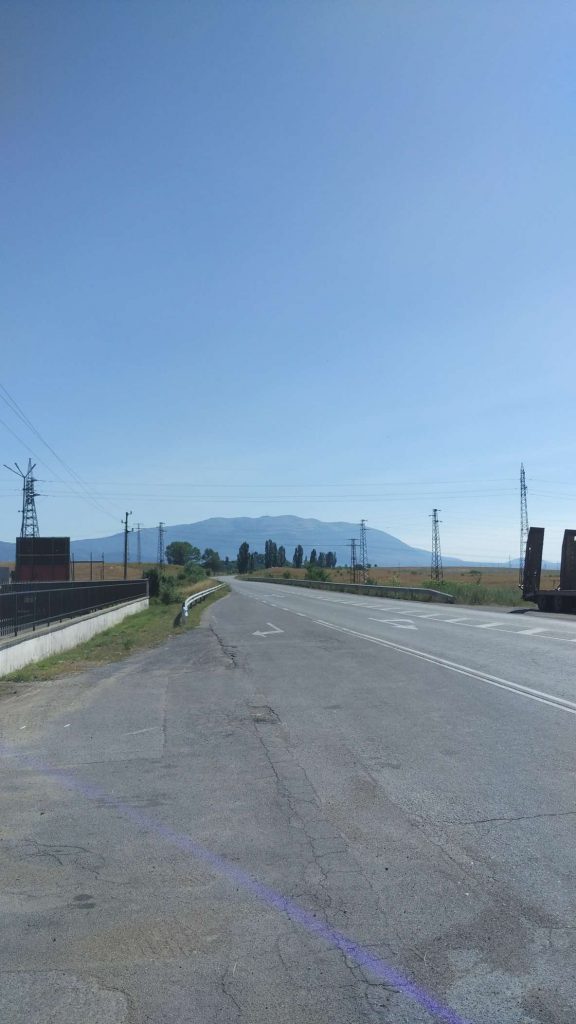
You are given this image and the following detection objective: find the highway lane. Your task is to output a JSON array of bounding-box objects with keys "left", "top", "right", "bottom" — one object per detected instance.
[
  {"left": 0, "top": 582, "right": 575, "bottom": 1023},
  {"left": 230, "top": 578, "right": 576, "bottom": 706}
]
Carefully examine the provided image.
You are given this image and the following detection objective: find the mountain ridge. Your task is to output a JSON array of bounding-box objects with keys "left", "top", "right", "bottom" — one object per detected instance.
[{"left": 1, "top": 515, "right": 466, "bottom": 566}]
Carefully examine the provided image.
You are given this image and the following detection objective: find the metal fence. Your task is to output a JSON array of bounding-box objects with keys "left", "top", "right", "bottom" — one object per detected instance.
[
  {"left": 244, "top": 577, "right": 455, "bottom": 603},
  {"left": 0, "top": 580, "right": 148, "bottom": 639}
]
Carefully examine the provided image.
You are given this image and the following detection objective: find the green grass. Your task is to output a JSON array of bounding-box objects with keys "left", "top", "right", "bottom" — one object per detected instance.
[
  {"left": 418, "top": 579, "right": 528, "bottom": 606},
  {"left": 239, "top": 569, "right": 528, "bottom": 606},
  {"left": 1, "top": 583, "right": 229, "bottom": 684}
]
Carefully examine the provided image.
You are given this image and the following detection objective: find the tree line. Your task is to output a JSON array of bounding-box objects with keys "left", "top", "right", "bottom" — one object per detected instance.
[
  {"left": 161, "top": 539, "right": 338, "bottom": 576},
  {"left": 237, "top": 540, "right": 337, "bottom": 574},
  {"left": 165, "top": 541, "right": 226, "bottom": 575}
]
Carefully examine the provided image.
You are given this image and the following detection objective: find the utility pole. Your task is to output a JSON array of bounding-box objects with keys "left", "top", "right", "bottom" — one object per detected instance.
[
  {"left": 122, "top": 510, "right": 132, "bottom": 580},
  {"left": 359, "top": 519, "right": 368, "bottom": 583},
  {"left": 135, "top": 523, "right": 142, "bottom": 569},
  {"left": 157, "top": 522, "right": 165, "bottom": 571},
  {"left": 349, "top": 538, "right": 358, "bottom": 583},
  {"left": 430, "top": 509, "right": 443, "bottom": 584},
  {"left": 519, "top": 463, "right": 529, "bottom": 588},
  {"left": 5, "top": 459, "right": 40, "bottom": 537}
]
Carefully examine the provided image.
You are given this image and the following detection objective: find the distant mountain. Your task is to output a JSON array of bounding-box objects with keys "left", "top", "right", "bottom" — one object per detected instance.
[
  {"left": 0, "top": 540, "right": 15, "bottom": 560},
  {"left": 66, "top": 515, "right": 465, "bottom": 567},
  {"left": 0, "top": 517, "right": 563, "bottom": 569},
  {"left": 507, "top": 557, "right": 560, "bottom": 570}
]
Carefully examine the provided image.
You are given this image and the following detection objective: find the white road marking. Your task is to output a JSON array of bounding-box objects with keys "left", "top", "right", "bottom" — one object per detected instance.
[
  {"left": 443, "top": 617, "right": 471, "bottom": 623},
  {"left": 253, "top": 623, "right": 284, "bottom": 637},
  {"left": 312, "top": 619, "right": 576, "bottom": 716},
  {"left": 122, "top": 727, "right": 161, "bottom": 736},
  {"left": 63, "top": 723, "right": 71, "bottom": 728},
  {"left": 369, "top": 617, "right": 417, "bottom": 630},
  {"left": 243, "top": 589, "right": 576, "bottom": 644}
]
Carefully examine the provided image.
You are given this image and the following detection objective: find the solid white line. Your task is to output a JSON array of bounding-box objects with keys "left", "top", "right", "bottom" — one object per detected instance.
[
  {"left": 520, "top": 627, "right": 549, "bottom": 635},
  {"left": 476, "top": 623, "right": 498, "bottom": 629},
  {"left": 311, "top": 619, "right": 576, "bottom": 716}
]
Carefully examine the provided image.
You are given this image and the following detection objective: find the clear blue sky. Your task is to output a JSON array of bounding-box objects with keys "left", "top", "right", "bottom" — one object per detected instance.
[{"left": 1, "top": 1, "right": 575, "bottom": 562}]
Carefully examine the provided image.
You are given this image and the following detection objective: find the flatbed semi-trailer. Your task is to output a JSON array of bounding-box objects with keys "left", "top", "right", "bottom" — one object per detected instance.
[{"left": 523, "top": 527, "right": 576, "bottom": 613}]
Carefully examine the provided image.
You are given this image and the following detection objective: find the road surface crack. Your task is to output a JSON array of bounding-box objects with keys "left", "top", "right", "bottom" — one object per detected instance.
[
  {"left": 209, "top": 624, "right": 237, "bottom": 667},
  {"left": 220, "top": 965, "right": 242, "bottom": 1021}
]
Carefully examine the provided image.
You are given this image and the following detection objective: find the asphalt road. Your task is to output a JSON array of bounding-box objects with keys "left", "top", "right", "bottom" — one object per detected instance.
[{"left": 1, "top": 579, "right": 575, "bottom": 1024}]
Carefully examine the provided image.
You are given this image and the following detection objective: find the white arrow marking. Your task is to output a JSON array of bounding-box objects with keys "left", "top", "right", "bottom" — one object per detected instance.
[
  {"left": 253, "top": 623, "right": 284, "bottom": 637},
  {"left": 369, "top": 617, "right": 417, "bottom": 630}
]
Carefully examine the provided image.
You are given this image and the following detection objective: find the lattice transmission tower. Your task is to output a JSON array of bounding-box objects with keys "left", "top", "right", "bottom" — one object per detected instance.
[
  {"left": 5, "top": 459, "right": 40, "bottom": 537},
  {"left": 430, "top": 508, "right": 443, "bottom": 583},
  {"left": 359, "top": 519, "right": 368, "bottom": 583},
  {"left": 349, "top": 538, "right": 358, "bottom": 583},
  {"left": 157, "top": 522, "right": 165, "bottom": 569},
  {"left": 519, "top": 463, "right": 529, "bottom": 587}
]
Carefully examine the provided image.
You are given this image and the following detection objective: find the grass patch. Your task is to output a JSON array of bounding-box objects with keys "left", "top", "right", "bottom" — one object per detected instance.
[
  {"left": 417, "top": 580, "right": 526, "bottom": 606},
  {"left": 247, "top": 565, "right": 537, "bottom": 607},
  {"left": 1, "top": 582, "right": 228, "bottom": 684}
]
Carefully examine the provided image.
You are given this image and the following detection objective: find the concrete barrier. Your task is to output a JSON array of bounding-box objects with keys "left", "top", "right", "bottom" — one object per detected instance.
[{"left": 0, "top": 597, "right": 149, "bottom": 676}]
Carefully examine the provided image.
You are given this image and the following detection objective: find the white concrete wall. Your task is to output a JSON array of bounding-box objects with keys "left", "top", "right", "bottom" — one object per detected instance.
[{"left": 0, "top": 597, "right": 149, "bottom": 676}]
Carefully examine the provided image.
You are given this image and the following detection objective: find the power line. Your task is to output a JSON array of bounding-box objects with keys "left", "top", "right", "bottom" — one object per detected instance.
[
  {"left": 519, "top": 463, "right": 529, "bottom": 587},
  {"left": 359, "top": 520, "right": 368, "bottom": 583},
  {"left": 4, "top": 459, "right": 40, "bottom": 537},
  {"left": 122, "top": 510, "right": 132, "bottom": 580},
  {"left": 157, "top": 522, "right": 165, "bottom": 570},
  {"left": 136, "top": 523, "right": 142, "bottom": 567},
  {"left": 430, "top": 509, "right": 443, "bottom": 583},
  {"left": 349, "top": 538, "right": 358, "bottom": 583},
  {"left": 0, "top": 382, "right": 122, "bottom": 523}
]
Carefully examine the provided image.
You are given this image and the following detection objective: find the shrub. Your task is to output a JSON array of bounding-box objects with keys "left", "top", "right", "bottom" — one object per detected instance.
[
  {"left": 282, "top": 570, "right": 292, "bottom": 579},
  {"left": 143, "top": 568, "right": 160, "bottom": 597},
  {"left": 306, "top": 566, "right": 329, "bottom": 582},
  {"left": 159, "top": 575, "right": 180, "bottom": 604},
  {"left": 182, "top": 562, "right": 206, "bottom": 583}
]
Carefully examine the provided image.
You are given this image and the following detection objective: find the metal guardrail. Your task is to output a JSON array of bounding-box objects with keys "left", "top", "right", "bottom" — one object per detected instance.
[
  {"left": 182, "top": 584, "right": 226, "bottom": 616},
  {"left": 0, "top": 580, "right": 149, "bottom": 639},
  {"left": 241, "top": 577, "right": 455, "bottom": 604}
]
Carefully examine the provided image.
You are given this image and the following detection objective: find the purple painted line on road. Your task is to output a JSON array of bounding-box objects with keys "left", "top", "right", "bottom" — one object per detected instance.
[{"left": 2, "top": 743, "right": 473, "bottom": 1024}]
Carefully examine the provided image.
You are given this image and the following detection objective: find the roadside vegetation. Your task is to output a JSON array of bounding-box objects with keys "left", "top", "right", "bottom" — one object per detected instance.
[
  {"left": 1, "top": 572, "right": 228, "bottom": 685},
  {"left": 237, "top": 563, "right": 553, "bottom": 608}
]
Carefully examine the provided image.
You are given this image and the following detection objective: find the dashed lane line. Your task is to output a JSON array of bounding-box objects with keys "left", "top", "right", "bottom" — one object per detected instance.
[{"left": 241, "top": 591, "right": 576, "bottom": 645}]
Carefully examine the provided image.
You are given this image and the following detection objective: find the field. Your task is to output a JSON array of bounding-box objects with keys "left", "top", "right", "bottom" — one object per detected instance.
[
  {"left": 0, "top": 561, "right": 180, "bottom": 582},
  {"left": 246, "top": 565, "right": 562, "bottom": 607}
]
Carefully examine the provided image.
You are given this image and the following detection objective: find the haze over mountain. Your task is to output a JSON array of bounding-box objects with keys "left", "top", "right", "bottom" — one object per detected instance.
[
  {"left": 0, "top": 516, "right": 559, "bottom": 568},
  {"left": 62, "top": 516, "right": 466, "bottom": 567}
]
